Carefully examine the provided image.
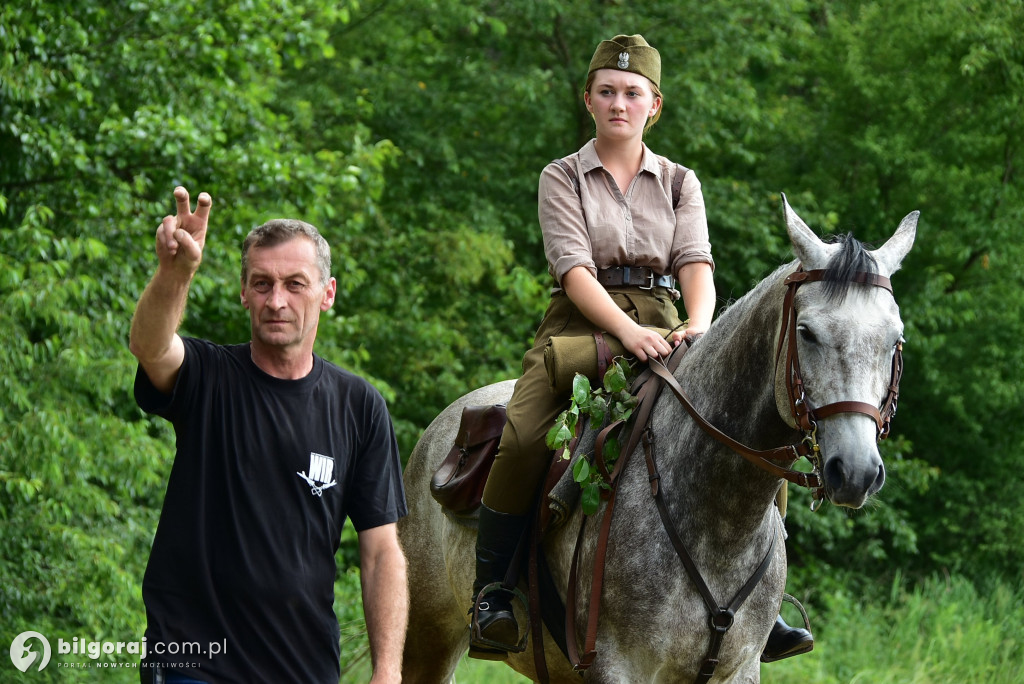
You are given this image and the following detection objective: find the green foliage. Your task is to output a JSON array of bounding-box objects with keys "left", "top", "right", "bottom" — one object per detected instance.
[
  {"left": 547, "top": 359, "right": 637, "bottom": 515},
  {"left": 758, "top": 0, "right": 1024, "bottom": 584}
]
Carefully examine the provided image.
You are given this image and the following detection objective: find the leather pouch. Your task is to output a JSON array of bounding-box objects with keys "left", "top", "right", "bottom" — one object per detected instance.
[{"left": 429, "top": 404, "right": 507, "bottom": 514}]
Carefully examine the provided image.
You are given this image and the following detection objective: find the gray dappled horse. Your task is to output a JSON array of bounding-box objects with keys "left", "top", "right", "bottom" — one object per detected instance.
[{"left": 399, "top": 198, "right": 918, "bottom": 683}]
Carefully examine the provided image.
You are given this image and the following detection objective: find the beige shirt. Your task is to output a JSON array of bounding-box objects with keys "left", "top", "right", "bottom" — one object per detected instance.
[{"left": 539, "top": 140, "right": 714, "bottom": 292}]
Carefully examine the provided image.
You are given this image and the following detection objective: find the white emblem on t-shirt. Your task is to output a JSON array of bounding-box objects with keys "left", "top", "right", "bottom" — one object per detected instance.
[{"left": 297, "top": 452, "right": 337, "bottom": 497}]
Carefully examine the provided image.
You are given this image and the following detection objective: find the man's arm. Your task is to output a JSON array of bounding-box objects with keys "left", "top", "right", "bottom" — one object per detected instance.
[
  {"left": 129, "top": 187, "right": 211, "bottom": 394},
  {"left": 358, "top": 523, "right": 408, "bottom": 684}
]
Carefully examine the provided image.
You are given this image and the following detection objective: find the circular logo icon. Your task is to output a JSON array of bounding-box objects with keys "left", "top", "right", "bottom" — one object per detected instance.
[{"left": 10, "top": 631, "right": 51, "bottom": 672}]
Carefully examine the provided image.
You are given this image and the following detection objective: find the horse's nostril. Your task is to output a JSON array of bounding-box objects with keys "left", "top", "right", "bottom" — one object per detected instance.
[
  {"left": 823, "top": 457, "right": 845, "bottom": 490},
  {"left": 870, "top": 463, "right": 886, "bottom": 494}
]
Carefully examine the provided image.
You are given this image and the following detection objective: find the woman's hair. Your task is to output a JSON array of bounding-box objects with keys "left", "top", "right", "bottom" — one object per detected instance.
[
  {"left": 241, "top": 219, "right": 332, "bottom": 287},
  {"left": 583, "top": 72, "right": 663, "bottom": 136}
]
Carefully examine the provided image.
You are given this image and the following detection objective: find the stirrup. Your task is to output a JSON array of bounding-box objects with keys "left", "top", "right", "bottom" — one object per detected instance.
[
  {"left": 781, "top": 593, "right": 812, "bottom": 632},
  {"left": 761, "top": 593, "right": 814, "bottom": 663},
  {"left": 468, "top": 582, "right": 529, "bottom": 655}
]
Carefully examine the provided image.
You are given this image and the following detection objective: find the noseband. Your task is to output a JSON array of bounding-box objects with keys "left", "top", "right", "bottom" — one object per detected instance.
[{"left": 775, "top": 267, "right": 905, "bottom": 503}]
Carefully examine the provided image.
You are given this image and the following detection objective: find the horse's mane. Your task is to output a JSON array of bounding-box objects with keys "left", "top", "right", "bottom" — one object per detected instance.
[
  {"left": 710, "top": 233, "right": 878, "bottom": 329},
  {"left": 819, "top": 233, "right": 877, "bottom": 303}
]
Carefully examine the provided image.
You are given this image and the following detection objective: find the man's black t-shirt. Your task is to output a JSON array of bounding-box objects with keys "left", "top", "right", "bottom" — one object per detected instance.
[{"left": 135, "top": 338, "right": 406, "bottom": 683}]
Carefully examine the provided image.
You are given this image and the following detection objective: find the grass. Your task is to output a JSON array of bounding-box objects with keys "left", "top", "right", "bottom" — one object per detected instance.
[
  {"left": 453, "top": 574, "right": 1024, "bottom": 683},
  {"left": 761, "top": 573, "right": 1024, "bottom": 684}
]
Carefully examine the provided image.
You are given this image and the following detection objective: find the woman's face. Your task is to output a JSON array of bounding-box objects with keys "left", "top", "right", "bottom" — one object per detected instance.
[{"left": 585, "top": 68, "right": 661, "bottom": 142}]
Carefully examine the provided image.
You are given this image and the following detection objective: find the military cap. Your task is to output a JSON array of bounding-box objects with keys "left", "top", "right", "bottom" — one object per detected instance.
[{"left": 587, "top": 34, "right": 661, "bottom": 89}]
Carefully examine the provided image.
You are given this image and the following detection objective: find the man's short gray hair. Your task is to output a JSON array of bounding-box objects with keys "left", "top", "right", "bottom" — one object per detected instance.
[{"left": 241, "top": 219, "right": 332, "bottom": 287}]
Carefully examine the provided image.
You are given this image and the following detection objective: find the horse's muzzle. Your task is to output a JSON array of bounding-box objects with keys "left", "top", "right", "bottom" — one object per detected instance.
[{"left": 823, "top": 456, "right": 885, "bottom": 508}]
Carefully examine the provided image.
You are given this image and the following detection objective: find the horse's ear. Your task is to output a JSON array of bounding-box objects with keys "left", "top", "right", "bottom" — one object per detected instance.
[
  {"left": 782, "top": 193, "right": 836, "bottom": 268},
  {"left": 872, "top": 211, "right": 919, "bottom": 276}
]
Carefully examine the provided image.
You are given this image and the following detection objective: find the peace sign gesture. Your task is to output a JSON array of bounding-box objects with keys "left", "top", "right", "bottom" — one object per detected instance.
[{"left": 155, "top": 186, "right": 212, "bottom": 276}]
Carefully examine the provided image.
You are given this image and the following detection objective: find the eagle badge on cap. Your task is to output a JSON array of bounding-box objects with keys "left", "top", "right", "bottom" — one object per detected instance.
[{"left": 617, "top": 52, "right": 630, "bottom": 69}]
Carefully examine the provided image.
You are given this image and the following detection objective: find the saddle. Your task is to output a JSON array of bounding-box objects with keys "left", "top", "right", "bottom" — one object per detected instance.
[{"left": 427, "top": 406, "right": 581, "bottom": 678}]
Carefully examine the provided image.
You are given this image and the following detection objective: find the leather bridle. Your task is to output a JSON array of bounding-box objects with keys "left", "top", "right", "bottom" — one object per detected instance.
[{"left": 774, "top": 267, "right": 904, "bottom": 503}]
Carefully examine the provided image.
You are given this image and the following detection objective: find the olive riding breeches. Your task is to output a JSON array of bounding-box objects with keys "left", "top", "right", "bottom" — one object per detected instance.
[{"left": 481, "top": 287, "right": 683, "bottom": 515}]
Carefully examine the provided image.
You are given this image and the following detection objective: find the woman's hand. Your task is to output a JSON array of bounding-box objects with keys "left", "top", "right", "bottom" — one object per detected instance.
[{"left": 619, "top": 322, "right": 677, "bottom": 362}]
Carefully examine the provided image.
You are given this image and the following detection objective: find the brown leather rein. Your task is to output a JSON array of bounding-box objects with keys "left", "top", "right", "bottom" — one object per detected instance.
[{"left": 563, "top": 266, "right": 904, "bottom": 677}]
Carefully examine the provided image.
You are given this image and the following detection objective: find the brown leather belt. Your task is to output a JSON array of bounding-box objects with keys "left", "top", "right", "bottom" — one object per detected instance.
[{"left": 596, "top": 266, "right": 673, "bottom": 290}]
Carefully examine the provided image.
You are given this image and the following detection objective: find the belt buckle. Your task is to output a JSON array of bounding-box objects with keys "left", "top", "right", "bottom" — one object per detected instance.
[{"left": 640, "top": 268, "right": 655, "bottom": 290}]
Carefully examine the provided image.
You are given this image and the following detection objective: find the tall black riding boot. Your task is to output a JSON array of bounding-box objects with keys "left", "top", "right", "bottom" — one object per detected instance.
[
  {"left": 468, "top": 504, "right": 530, "bottom": 660},
  {"left": 761, "top": 614, "right": 814, "bottom": 662}
]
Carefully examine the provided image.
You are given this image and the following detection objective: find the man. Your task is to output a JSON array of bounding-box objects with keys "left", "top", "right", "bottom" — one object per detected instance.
[{"left": 130, "top": 187, "right": 408, "bottom": 683}]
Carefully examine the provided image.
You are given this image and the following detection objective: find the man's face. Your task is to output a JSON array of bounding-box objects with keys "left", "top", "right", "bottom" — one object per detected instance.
[{"left": 240, "top": 237, "right": 336, "bottom": 352}]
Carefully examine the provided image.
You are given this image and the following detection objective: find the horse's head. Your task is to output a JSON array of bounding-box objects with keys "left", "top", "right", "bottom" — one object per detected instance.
[{"left": 774, "top": 196, "right": 918, "bottom": 508}]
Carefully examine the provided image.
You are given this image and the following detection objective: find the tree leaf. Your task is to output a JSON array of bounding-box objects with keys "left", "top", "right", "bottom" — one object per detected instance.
[
  {"left": 604, "top": 359, "right": 628, "bottom": 393},
  {"left": 581, "top": 483, "right": 601, "bottom": 515},
  {"left": 572, "top": 373, "right": 592, "bottom": 406},
  {"left": 572, "top": 457, "right": 591, "bottom": 483}
]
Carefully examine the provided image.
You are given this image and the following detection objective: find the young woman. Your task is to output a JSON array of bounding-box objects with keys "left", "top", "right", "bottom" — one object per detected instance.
[{"left": 469, "top": 34, "right": 812, "bottom": 664}]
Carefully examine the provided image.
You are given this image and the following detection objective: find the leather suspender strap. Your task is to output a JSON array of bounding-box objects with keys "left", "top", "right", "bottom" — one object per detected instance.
[{"left": 671, "top": 164, "right": 687, "bottom": 209}]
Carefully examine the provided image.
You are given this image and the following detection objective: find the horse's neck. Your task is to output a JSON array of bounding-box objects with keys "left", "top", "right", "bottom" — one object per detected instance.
[
  {"left": 656, "top": 267, "right": 796, "bottom": 535},
  {"left": 691, "top": 269, "right": 795, "bottom": 444}
]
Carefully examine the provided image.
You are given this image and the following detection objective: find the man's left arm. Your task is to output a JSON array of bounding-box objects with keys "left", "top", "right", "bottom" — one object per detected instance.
[{"left": 358, "top": 523, "right": 408, "bottom": 683}]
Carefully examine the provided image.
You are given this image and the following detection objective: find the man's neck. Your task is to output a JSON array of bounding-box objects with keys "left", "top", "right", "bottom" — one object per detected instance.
[{"left": 249, "top": 342, "right": 315, "bottom": 380}]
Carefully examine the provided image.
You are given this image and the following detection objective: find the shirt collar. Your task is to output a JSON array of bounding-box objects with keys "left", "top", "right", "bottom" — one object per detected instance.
[{"left": 579, "top": 139, "right": 663, "bottom": 180}]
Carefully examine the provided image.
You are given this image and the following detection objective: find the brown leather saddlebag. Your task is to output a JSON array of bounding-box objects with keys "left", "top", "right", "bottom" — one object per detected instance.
[{"left": 429, "top": 404, "right": 507, "bottom": 514}]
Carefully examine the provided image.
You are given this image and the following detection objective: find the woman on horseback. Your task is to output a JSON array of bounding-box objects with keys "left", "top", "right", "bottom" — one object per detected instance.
[{"left": 469, "top": 33, "right": 811, "bottom": 663}]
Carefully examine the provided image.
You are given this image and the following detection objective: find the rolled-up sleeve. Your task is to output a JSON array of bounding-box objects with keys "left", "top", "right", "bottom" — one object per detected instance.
[
  {"left": 670, "top": 170, "right": 715, "bottom": 276},
  {"left": 539, "top": 162, "right": 595, "bottom": 286}
]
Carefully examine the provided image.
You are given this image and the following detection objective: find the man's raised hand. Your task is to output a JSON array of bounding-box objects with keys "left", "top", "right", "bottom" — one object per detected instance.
[{"left": 156, "top": 186, "right": 212, "bottom": 275}]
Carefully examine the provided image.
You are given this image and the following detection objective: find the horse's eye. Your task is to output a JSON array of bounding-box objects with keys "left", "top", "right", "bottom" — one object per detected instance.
[{"left": 797, "top": 323, "right": 818, "bottom": 344}]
